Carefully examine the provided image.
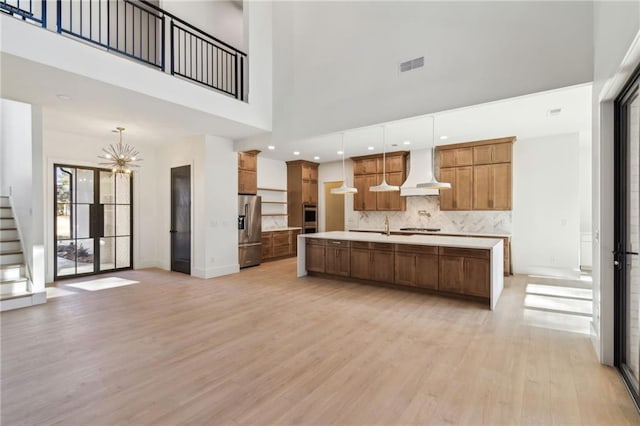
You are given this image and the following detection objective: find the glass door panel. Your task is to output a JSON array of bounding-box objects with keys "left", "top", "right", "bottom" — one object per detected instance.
[
  {"left": 615, "top": 72, "right": 640, "bottom": 408},
  {"left": 54, "top": 165, "right": 133, "bottom": 279}
]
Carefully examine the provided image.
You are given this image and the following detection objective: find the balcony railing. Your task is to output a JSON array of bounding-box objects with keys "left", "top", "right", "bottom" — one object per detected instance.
[
  {"left": 1, "top": 0, "right": 247, "bottom": 101},
  {"left": 0, "top": 0, "right": 46, "bottom": 26}
]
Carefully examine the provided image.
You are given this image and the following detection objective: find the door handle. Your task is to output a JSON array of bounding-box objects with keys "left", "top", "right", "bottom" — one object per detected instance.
[{"left": 170, "top": 230, "right": 177, "bottom": 233}]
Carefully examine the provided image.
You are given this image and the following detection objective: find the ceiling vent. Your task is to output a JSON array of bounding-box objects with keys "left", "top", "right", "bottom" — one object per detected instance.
[{"left": 400, "top": 56, "right": 424, "bottom": 73}]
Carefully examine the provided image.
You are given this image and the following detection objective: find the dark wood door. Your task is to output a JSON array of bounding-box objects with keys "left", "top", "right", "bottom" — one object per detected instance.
[
  {"left": 438, "top": 256, "right": 464, "bottom": 294},
  {"left": 171, "top": 166, "right": 191, "bottom": 274},
  {"left": 463, "top": 257, "right": 490, "bottom": 297},
  {"left": 415, "top": 254, "right": 439, "bottom": 290}
]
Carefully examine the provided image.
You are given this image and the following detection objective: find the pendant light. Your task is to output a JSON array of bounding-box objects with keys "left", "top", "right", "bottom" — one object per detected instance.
[
  {"left": 98, "top": 127, "right": 142, "bottom": 174},
  {"left": 370, "top": 125, "right": 400, "bottom": 192},
  {"left": 417, "top": 116, "right": 451, "bottom": 190},
  {"left": 331, "top": 132, "right": 358, "bottom": 194}
]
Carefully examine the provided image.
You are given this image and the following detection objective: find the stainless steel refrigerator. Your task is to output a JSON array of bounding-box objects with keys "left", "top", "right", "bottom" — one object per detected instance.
[{"left": 238, "top": 195, "right": 262, "bottom": 268}]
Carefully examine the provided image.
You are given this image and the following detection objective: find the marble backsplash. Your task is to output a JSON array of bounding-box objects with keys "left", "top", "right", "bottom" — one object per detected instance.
[
  {"left": 352, "top": 196, "right": 512, "bottom": 234},
  {"left": 262, "top": 216, "right": 288, "bottom": 231}
]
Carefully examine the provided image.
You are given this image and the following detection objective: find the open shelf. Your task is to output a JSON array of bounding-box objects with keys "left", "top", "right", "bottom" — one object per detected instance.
[
  {"left": 262, "top": 213, "right": 288, "bottom": 217},
  {"left": 262, "top": 201, "right": 287, "bottom": 205},
  {"left": 257, "top": 187, "right": 287, "bottom": 192}
]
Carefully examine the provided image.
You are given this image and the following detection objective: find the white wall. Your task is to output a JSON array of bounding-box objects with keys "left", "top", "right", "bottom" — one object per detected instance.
[
  {"left": 272, "top": 1, "right": 593, "bottom": 143},
  {"left": 156, "top": 135, "right": 239, "bottom": 278},
  {"left": 592, "top": 0, "right": 640, "bottom": 365},
  {"left": 162, "top": 0, "right": 244, "bottom": 51},
  {"left": 512, "top": 133, "right": 581, "bottom": 275},
  {"left": 43, "top": 129, "right": 159, "bottom": 283},
  {"left": 0, "top": 99, "right": 45, "bottom": 294},
  {"left": 318, "top": 160, "right": 356, "bottom": 232}
]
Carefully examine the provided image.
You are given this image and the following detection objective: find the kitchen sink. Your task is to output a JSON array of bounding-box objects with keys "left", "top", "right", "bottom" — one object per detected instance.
[{"left": 399, "top": 227, "right": 441, "bottom": 232}]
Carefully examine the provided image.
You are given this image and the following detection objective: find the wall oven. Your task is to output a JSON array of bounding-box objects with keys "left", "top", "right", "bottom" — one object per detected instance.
[{"left": 303, "top": 205, "right": 317, "bottom": 234}]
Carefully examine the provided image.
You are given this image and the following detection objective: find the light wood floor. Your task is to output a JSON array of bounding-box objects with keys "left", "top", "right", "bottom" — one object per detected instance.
[{"left": 1, "top": 259, "right": 638, "bottom": 425}]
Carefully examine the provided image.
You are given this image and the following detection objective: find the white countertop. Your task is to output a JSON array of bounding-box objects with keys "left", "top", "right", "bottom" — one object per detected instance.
[
  {"left": 263, "top": 227, "right": 302, "bottom": 232},
  {"left": 351, "top": 228, "right": 511, "bottom": 239},
  {"left": 301, "top": 231, "right": 502, "bottom": 249}
]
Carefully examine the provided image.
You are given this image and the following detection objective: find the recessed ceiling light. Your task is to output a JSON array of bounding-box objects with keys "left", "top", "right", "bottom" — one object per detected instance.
[
  {"left": 267, "top": 145, "right": 275, "bottom": 150},
  {"left": 337, "top": 150, "right": 344, "bottom": 155},
  {"left": 440, "top": 135, "right": 448, "bottom": 140},
  {"left": 368, "top": 146, "right": 375, "bottom": 150},
  {"left": 56, "top": 94, "right": 72, "bottom": 101},
  {"left": 293, "top": 151, "right": 300, "bottom": 156},
  {"left": 403, "top": 140, "right": 411, "bottom": 145},
  {"left": 313, "top": 156, "right": 320, "bottom": 160},
  {"left": 547, "top": 108, "right": 562, "bottom": 116}
]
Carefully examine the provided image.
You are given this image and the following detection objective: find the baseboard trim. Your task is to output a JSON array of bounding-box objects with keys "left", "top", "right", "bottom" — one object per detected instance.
[{"left": 192, "top": 264, "right": 239, "bottom": 279}]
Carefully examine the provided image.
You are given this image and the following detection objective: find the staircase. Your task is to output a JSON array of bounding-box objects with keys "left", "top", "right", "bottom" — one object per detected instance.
[{"left": 0, "top": 196, "right": 33, "bottom": 311}]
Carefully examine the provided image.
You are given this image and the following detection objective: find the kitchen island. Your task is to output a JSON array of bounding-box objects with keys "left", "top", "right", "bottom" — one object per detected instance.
[{"left": 297, "top": 231, "right": 504, "bottom": 310}]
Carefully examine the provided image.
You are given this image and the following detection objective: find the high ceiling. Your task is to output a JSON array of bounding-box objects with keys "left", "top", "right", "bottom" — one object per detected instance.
[
  {"left": 245, "top": 83, "right": 592, "bottom": 163},
  {"left": 1, "top": 52, "right": 590, "bottom": 159}
]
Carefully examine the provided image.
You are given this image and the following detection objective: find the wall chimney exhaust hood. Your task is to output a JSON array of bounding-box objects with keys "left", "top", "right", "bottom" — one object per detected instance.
[{"left": 400, "top": 149, "right": 439, "bottom": 196}]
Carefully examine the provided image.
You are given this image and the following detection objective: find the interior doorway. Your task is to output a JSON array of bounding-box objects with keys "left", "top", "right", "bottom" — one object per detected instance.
[
  {"left": 171, "top": 165, "right": 191, "bottom": 274},
  {"left": 614, "top": 65, "right": 640, "bottom": 409},
  {"left": 324, "top": 181, "right": 345, "bottom": 232},
  {"left": 54, "top": 165, "right": 133, "bottom": 280}
]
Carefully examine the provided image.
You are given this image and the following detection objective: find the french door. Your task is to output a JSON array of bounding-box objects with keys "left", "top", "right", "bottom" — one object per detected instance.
[
  {"left": 54, "top": 165, "right": 133, "bottom": 279},
  {"left": 614, "top": 66, "right": 640, "bottom": 408}
]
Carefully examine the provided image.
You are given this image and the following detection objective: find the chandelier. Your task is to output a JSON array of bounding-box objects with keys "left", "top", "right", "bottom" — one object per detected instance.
[{"left": 98, "top": 127, "right": 142, "bottom": 174}]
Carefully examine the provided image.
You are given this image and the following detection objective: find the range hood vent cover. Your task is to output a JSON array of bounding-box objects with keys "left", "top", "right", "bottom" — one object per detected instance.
[{"left": 400, "top": 149, "right": 439, "bottom": 196}]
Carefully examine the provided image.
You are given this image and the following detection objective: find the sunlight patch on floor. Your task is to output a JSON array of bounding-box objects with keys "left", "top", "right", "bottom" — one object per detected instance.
[
  {"left": 526, "top": 283, "right": 592, "bottom": 300},
  {"left": 524, "top": 294, "right": 592, "bottom": 316},
  {"left": 523, "top": 308, "right": 591, "bottom": 335},
  {"left": 45, "top": 287, "right": 77, "bottom": 299},
  {"left": 65, "top": 277, "right": 139, "bottom": 292}
]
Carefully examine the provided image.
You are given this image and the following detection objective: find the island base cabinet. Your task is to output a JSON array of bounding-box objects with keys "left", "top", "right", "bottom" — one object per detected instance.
[
  {"left": 438, "top": 256, "right": 465, "bottom": 294},
  {"left": 306, "top": 240, "right": 326, "bottom": 273},
  {"left": 394, "top": 252, "right": 438, "bottom": 290},
  {"left": 415, "top": 255, "right": 439, "bottom": 290},
  {"left": 350, "top": 248, "right": 371, "bottom": 280},
  {"left": 350, "top": 243, "right": 394, "bottom": 283},
  {"left": 371, "top": 250, "right": 394, "bottom": 283},
  {"left": 464, "top": 257, "right": 490, "bottom": 297},
  {"left": 325, "top": 240, "right": 351, "bottom": 276},
  {"left": 439, "top": 247, "right": 491, "bottom": 298}
]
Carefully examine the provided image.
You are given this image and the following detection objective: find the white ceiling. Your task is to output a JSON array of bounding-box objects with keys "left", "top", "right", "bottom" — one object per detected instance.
[
  {"left": 252, "top": 83, "right": 592, "bottom": 163},
  {"left": 1, "top": 53, "right": 591, "bottom": 158},
  {"left": 0, "top": 53, "right": 265, "bottom": 145}
]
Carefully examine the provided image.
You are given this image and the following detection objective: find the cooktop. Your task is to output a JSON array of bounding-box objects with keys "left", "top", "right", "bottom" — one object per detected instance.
[{"left": 399, "top": 227, "right": 441, "bottom": 232}]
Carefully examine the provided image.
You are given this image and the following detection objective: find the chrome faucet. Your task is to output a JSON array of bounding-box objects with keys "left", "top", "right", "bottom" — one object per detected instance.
[{"left": 384, "top": 215, "right": 390, "bottom": 236}]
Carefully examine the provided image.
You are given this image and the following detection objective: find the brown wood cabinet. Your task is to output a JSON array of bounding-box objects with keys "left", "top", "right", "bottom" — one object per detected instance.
[
  {"left": 438, "top": 166, "right": 473, "bottom": 210},
  {"left": 439, "top": 147, "right": 473, "bottom": 168},
  {"left": 287, "top": 160, "right": 319, "bottom": 228},
  {"left": 352, "top": 151, "right": 408, "bottom": 212},
  {"left": 325, "top": 240, "right": 351, "bottom": 276},
  {"left": 262, "top": 229, "right": 301, "bottom": 261},
  {"left": 238, "top": 150, "right": 260, "bottom": 195},
  {"left": 394, "top": 245, "right": 439, "bottom": 289},
  {"left": 354, "top": 174, "right": 378, "bottom": 211},
  {"left": 350, "top": 241, "right": 394, "bottom": 282},
  {"left": 436, "top": 137, "right": 514, "bottom": 211},
  {"left": 304, "top": 237, "right": 494, "bottom": 305},
  {"left": 473, "top": 163, "right": 512, "bottom": 210},
  {"left": 438, "top": 247, "right": 490, "bottom": 298},
  {"left": 305, "top": 239, "right": 325, "bottom": 273},
  {"left": 473, "top": 143, "right": 512, "bottom": 165}
]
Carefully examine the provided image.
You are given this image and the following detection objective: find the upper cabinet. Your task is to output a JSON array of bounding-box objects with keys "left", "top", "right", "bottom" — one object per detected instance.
[
  {"left": 238, "top": 150, "right": 260, "bottom": 194},
  {"left": 287, "top": 160, "right": 319, "bottom": 227},
  {"left": 351, "top": 151, "right": 408, "bottom": 212},
  {"left": 439, "top": 147, "right": 473, "bottom": 168},
  {"left": 437, "top": 137, "right": 515, "bottom": 211},
  {"left": 473, "top": 143, "right": 512, "bottom": 165}
]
